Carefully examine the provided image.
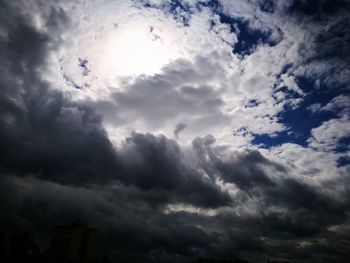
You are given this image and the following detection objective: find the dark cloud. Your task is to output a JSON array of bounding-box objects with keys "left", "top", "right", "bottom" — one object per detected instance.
[
  {"left": 279, "top": 0, "right": 350, "bottom": 88},
  {"left": 289, "top": 0, "right": 350, "bottom": 16},
  {"left": 117, "top": 132, "right": 232, "bottom": 208},
  {"left": 312, "top": 16, "right": 350, "bottom": 87},
  {"left": 192, "top": 135, "right": 285, "bottom": 191},
  {"left": 0, "top": 0, "right": 120, "bottom": 185},
  {"left": 254, "top": 178, "right": 347, "bottom": 238},
  {"left": 174, "top": 122, "right": 187, "bottom": 139}
]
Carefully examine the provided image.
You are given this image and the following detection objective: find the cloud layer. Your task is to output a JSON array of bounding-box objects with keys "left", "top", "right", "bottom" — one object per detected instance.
[{"left": 0, "top": 0, "right": 349, "bottom": 262}]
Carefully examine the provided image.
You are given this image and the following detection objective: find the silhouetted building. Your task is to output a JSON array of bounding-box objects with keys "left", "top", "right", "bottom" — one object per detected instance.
[
  {"left": 0, "top": 229, "right": 42, "bottom": 263},
  {"left": 267, "top": 256, "right": 291, "bottom": 263},
  {"left": 191, "top": 258, "right": 249, "bottom": 263},
  {"left": 48, "top": 221, "right": 97, "bottom": 263}
]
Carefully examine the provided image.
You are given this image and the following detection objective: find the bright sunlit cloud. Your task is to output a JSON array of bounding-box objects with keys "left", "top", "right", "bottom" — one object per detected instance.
[{"left": 102, "top": 25, "right": 181, "bottom": 76}]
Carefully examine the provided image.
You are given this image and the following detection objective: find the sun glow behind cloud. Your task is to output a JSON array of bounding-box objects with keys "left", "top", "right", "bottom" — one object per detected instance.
[
  {"left": 57, "top": 22, "right": 183, "bottom": 95},
  {"left": 102, "top": 25, "right": 181, "bottom": 77},
  {"left": 54, "top": 1, "right": 202, "bottom": 103},
  {"left": 52, "top": 1, "right": 240, "bottom": 145}
]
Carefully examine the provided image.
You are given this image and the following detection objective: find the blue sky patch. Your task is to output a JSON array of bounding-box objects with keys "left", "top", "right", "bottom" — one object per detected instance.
[
  {"left": 198, "top": 0, "right": 280, "bottom": 56},
  {"left": 252, "top": 76, "right": 346, "bottom": 149},
  {"left": 216, "top": 12, "right": 276, "bottom": 56}
]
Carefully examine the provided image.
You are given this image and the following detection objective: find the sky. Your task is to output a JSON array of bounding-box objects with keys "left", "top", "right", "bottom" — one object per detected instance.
[{"left": 0, "top": 0, "right": 349, "bottom": 262}]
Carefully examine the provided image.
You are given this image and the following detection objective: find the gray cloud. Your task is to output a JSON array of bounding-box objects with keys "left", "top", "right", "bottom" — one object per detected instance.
[
  {"left": 174, "top": 122, "right": 187, "bottom": 139},
  {"left": 116, "top": 132, "right": 232, "bottom": 208},
  {"left": 110, "top": 57, "right": 227, "bottom": 130},
  {"left": 192, "top": 135, "right": 286, "bottom": 191}
]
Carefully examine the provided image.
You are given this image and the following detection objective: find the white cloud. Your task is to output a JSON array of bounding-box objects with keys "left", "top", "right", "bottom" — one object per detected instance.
[
  {"left": 29, "top": 0, "right": 348, "bottom": 185},
  {"left": 39, "top": 0, "right": 297, "bottom": 147},
  {"left": 264, "top": 143, "right": 343, "bottom": 184},
  {"left": 308, "top": 115, "right": 350, "bottom": 152}
]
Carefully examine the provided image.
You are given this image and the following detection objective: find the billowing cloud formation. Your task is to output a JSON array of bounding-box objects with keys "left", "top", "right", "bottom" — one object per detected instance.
[{"left": 0, "top": 0, "right": 349, "bottom": 262}]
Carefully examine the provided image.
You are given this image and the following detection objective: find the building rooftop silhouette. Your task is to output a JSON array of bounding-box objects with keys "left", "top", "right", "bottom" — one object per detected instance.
[
  {"left": 267, "top": 256, "right": 291, "bottom": 263},
  {"left": 48, "top": 220, "right": 97, "bottom": 263},
  {"left": 191, "top": 258, "right": 249, "bottom": 263}
]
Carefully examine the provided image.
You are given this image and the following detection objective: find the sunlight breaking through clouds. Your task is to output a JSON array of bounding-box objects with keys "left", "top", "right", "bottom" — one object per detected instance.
[{"left": 0, "top": 0, "right": 349, "bottom": 262}]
